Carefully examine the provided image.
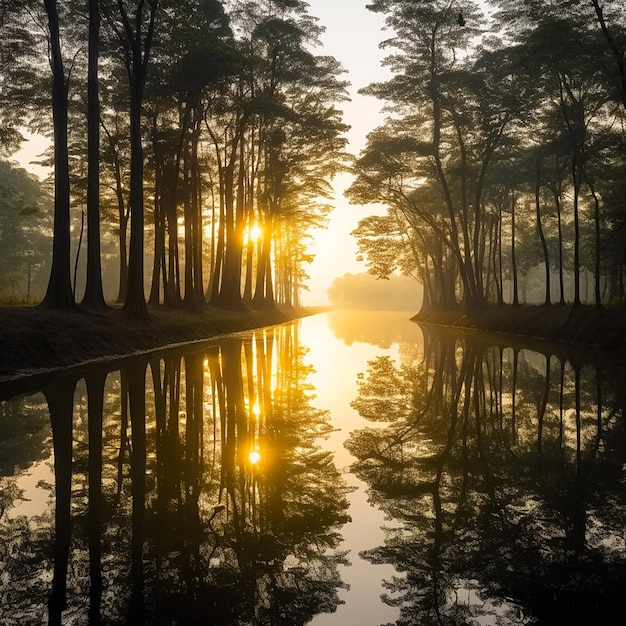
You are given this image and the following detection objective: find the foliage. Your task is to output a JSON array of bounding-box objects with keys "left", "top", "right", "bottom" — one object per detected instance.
[
  {"left": 0, "top": 0, "right": 349, "bottom": 314},
  {"left": 0, "top": 161, "right": 50, "bottom": 299},
  {"left": 351, "top": 0, "right": 626, "bottom": 310}
]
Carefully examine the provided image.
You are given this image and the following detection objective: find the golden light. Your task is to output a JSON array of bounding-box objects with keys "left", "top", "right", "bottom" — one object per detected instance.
[
  {"left": 250, "top": 223, "right": 262, "bottom": 242},
  {"left": 252, "top": 402, "right": 261, "bottom": 416},
  {"left": 248, "top": 449, "right": 261, "bottom": 465}
]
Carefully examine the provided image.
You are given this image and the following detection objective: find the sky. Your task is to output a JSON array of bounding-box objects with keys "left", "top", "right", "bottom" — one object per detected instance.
[
  {"left": 11, "top": 0, "right": 392, "bottom": 305},
  {"left": 303, "top": 0, "right": 391, "bottom": 305}
]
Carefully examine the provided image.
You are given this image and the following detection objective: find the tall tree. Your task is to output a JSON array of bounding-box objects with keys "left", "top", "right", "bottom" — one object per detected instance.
[
  {"left": 81, "top": 0, "right": 107, "bottom": 310},
  {"left": 359, "top": 0, "right": 531, "bottom": 309},
  {"left": 103, "top": 0, "right": 159, "bottom": 321},
  {"left": 40, "top": 0, "right": 75, "bottom": 309},
  {"left": 588, "top": 1, "right": 625, "bottom": 110}
]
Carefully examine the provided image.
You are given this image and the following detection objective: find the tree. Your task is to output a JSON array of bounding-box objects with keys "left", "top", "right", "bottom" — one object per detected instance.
[
  {"left": 144, "top": 0, "right": 232, "bottom": 309},
  {"left": 493, "top": 0, "right": 626, "bottom": 307},
  {"left": 355, "top": 0, "right": 626, "bottom": 310},
  {"left": 81, "top": 0, "right": 107, "bottom": 310},
  {"left": 102, "top": 0, "right": 159, "bottom": 321},
  {"left": 590, "top": 0, "right": 626, "bottom": 111},
  {"left": 39, "top": 0, "right": 75, "bottom": 310},
  {"left": 99, "top": 86, "right": 131, "bottom": 304},
  {"left": 0, "top": 161, "right": 50, "bottom": 301},
  {"left": 356, "top": 1, "right": 535, "bottom": 310},
  {"left": 203, "top": 0, "right": 347, "bottom": 310}
]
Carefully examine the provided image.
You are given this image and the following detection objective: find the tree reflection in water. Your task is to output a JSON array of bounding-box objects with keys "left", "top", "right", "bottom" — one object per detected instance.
[
  {"left": 0, "top": 322, "right": 350, "bottom": 625},
  {"left": 347, "top": 330, "right": 626, "bottom": 626}
]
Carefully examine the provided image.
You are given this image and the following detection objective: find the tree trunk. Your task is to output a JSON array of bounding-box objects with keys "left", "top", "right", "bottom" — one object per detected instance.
[
  {"left": 164, "top": 162, "right": 182, "bottom": 306},
  {"left": 588, "top": 180, "right": 602, "bottom": 307},
  {"left": 511, "top": 193, "right": 519, "bottom": 306},
  {"left": 81, "top": 0, "right": 107, "bottom": 311},
  {"left": 535, "top": 170, "right": 550, "bottom": 305},
  {"left": 191, "top": 117, "right": 204, "bottom": 307},
  {"left": 497, "top": 207, "right": 504, "bottom": 305},
  {"left": 553, "top": 187, "right": 566, "bottom": 305},
  {"left": 101, "top": 122, "right": 128, "bottom": 304},
  {"left": 124, "top": 62, "right": 150, "bottom": 321},
  {"left": 40, "top": 0, "right": 75, "bottom": 310},
  {"left": 111, "top": 0, "right": 158, "bottom": 322},
  {"left": 149, "top": 114, "right": 167, "bottom": 305},
  {"left": 572, "top": 175, "right": 582, "bottom": 307},
  {"left": 149, "top": 164, "right": 166, "bottom": 304},
  {"left": 217, "top": 158, "right": 244, "bottom": 309},
  {"left": 252, "top": 214, "right": 274, "bottom": 308}
]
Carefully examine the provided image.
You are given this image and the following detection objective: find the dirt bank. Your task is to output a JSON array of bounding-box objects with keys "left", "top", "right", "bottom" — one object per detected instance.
[
  {"left": 0, "top": 304, "right": 318, "bottom": 383},
  {"left": 3, "top": 303, "right": 624, "bottom": 387},
  {"left": 413, "top": 304, "right": 626, "bottom": 352}
]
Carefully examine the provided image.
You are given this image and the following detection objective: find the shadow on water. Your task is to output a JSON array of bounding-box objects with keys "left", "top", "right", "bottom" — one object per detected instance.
[
  {"left": 1, "top": 313, "right": 626, "bottom": 625},
  {"left": 0, "top": 323, "right": 350, "bottom": 625},
  {"left": 347, "top": 325, "right": 626, "bottom": 626}
]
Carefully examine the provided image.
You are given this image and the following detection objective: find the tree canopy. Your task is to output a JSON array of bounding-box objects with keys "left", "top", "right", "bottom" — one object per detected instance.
[
  {"left": 351, "top": 0, "right": 626, "bottom": 311},
  {"left": 0, "top": 0, "right": 349, "bottom": 314}
]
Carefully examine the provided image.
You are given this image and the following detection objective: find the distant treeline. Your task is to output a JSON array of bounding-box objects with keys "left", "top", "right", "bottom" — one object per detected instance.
[{"left": 327, "top": 272, "right": 422, "bottom": 309}]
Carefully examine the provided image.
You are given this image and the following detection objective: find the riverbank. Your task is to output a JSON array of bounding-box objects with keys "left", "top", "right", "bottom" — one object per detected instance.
[
  {"left": 413, "top": 304, "right": 626, "bottom": 352},
  {"left": 0, "top": 304, "right": 320, "bottom": 383},
  {"left": 3, "top": 303, "right": 624, "bottom": 385}
]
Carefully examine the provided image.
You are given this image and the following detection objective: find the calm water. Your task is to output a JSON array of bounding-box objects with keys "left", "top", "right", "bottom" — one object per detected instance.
[{"left": 1, "top": 310, "right": 625, "bottom": 625}]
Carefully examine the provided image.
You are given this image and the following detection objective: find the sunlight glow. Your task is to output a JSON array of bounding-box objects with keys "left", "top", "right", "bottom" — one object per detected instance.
[
  {"left": 249, "top": 449, "right": 261, "bottom": 465},
  {"left": 250, "top": 223, "right": 262, "bottom": 242}
]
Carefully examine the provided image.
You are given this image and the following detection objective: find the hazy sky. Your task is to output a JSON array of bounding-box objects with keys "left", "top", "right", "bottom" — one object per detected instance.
[{"left": 304, "top": 0, "right": 390, "bottom": 304}]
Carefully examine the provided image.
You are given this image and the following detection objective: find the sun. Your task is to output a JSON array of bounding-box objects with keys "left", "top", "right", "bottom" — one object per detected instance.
[
  {"left": 249, "top": 223, "right": 262, "bottom": 242},
  {"left": 248, "top": 449, "right": 261, "bottom": 465}
]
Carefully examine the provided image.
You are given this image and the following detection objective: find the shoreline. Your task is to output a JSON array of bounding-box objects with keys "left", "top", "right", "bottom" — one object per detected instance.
[
  {"left": 2, "top": 303, "right": 625, "bottom": 392},
  {"left": 413, "top": 303, "right": 626, "bottom": 352},
  {"left": 0, "top": 304, "right": 323, "bottom": 385}
]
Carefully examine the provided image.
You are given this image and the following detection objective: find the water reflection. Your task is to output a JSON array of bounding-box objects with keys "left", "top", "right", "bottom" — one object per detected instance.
[
  {"left": 347, "top": 328, "right": 626, "bottom": 626},
  {"left": 0, "top": 323, "right": 350, "bottom": 625},
  {"left": 3, "top": 313, "right": 626, "bottom": 625}
]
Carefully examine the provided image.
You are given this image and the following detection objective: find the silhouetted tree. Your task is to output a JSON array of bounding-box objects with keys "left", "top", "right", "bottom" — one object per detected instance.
[{"left": 81, "top": 0, "right": 107, "bottom": 311}]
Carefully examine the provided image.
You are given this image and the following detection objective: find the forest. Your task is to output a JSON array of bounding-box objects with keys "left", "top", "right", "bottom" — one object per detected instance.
[
  {"left": 350, "top": 0, "right": 626, "bottom": 311},
  {"left": 1, "top": 0, "right": 625, "bottom": 324},
  {"left": 0, "top": 0, "right": 348, "bottom": 319}
]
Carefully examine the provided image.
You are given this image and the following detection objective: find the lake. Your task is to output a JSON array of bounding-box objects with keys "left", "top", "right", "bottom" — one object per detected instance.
[{"left": 1, "top": 309, "right": 625, "bottom": 625}]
